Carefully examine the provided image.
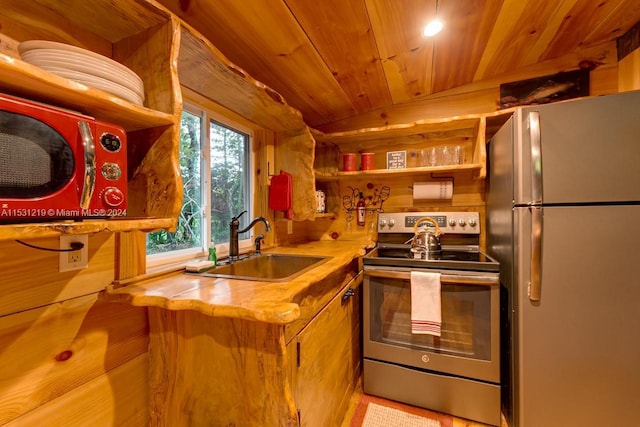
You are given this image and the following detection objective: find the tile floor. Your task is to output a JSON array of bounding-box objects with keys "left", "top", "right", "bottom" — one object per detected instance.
[{"left": 341, "top": 383, "right": 507, "bottom": 427}]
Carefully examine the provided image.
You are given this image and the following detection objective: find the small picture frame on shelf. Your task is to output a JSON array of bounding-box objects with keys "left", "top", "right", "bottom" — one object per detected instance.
[{"left": 386, "top": 151, "right": 406, "bottom": 169}]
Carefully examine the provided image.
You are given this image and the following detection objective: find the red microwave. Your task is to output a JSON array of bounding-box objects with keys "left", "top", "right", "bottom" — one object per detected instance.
[{"left": 0, "top": 93, "right": 127, "bottom": 220}]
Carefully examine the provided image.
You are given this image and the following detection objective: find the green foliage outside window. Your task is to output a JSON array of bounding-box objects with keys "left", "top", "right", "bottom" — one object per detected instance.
[
  {"left": 146, "top": 110, "right": 249, "bottom": 255},
  {"left": 209, "top": 121, "right": 249, "bottom": 245}
]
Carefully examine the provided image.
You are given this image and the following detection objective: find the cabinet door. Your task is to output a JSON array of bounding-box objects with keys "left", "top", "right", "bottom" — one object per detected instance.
[{"left": 294, "top": 273, "right": 362, "bottom": 426}]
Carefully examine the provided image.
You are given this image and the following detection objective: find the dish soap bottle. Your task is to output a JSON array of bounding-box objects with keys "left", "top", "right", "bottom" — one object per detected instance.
[
  {"left": 208, "top": 245, "right": 217, "bottom": 266},
  {"left": 356, "top": 192, "right": 366, "bottom": 226}
]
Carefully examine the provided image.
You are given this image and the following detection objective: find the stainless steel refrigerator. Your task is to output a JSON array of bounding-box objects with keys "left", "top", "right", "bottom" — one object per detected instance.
[{"left": 487, "top": 90, "right": 640, "bottom": 427}]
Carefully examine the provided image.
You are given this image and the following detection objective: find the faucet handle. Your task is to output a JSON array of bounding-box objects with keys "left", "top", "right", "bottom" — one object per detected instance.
[
  {"left": 254, "top": 234, "right": 265, "bottom": 255},
  {"left": 233, "top": 210, "right": 247, "bottom": 221}
]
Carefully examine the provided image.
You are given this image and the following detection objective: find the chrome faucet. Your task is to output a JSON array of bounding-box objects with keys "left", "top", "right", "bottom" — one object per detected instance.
[{"left": 229, "top": 211, "right": 271, "bottom": 260}]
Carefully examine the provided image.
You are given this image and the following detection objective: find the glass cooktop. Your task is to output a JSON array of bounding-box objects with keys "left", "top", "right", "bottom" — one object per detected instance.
[{"left": 364, "top": 243, "right": 499, "bottom": 272}]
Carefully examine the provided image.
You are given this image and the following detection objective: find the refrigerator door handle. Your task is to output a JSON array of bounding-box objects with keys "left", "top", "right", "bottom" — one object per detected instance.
[
  {"left": 529, "top": 205, "right": 543, "bottom": 302},
  {"left": 528, "top": 111, "right": 542, "bottom": 203}
]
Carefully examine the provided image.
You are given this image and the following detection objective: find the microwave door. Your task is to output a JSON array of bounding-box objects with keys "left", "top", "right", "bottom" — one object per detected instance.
[{"left": 77, "top": 120, "right": 96, "bottom": 209}]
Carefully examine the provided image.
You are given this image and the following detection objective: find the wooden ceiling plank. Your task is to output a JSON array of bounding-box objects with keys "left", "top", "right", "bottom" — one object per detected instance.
[
  {"left": 284, "top": 0, "right": 390, "bottom": 115},
  {"left": 585, "top": 0, "right": 640, "bottom": 47},
  {"left": 473, "top": 0, "right": 532, "bottom": 81},
  {"left": 366, "top": 0, "right": 434, "bottom": 58},
  {"left": 158, "top": 0, "right": 353, "bottom": 126},
  {"left": 366, "top": 0, "right": 436, "bottom": 103},
  {"left": 521, "top": 0, "right": 580, "bottom": 66},
  {"left": 477, "top": 1, "right": 570, "bottom": 79},
  {"left": 157, "top": 0, "right": 640, "bottom": 129},
  {"left": 316, "top": 38, "right": 617, "bottom": 133},
  {"left": 432, "top": 0, "right": 503, "bottom": 92},
  {"left": 542, "top": 0, "right": 630, "bottom": 60},
  {"left": 432, "top": 40, "right": 617, "bottom": 99},
  {"left": 381, "top": 49, "right": 434, "bottom": 103}
]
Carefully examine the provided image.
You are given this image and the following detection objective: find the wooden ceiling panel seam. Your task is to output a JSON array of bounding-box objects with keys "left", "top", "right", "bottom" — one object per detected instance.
[
  {"left": 542, "top": 0, "right": 628, "bottom": 61},
  {"left": 362, "top": 0, "right": 396, "bottom": 105},
  {"left": 431, "top": 0, "right": 504, "bottom": 92},
  {"left": 473, "top": 0, "right": 531, "bottom": 82},
  {"left": 366, "top": 0, "right": 437, "bottom": 103},
  {"left": 284, "top": 0, "right": 391, "bottom": 115},
  {"left": 509, "top": 1, "right": 570, "bottom": 70},
  {"left": 581, "top": 0, "right": 640, "bottom": 46},
  {"left": 520, "top": 0, "right": 580, "bottom": 67}
]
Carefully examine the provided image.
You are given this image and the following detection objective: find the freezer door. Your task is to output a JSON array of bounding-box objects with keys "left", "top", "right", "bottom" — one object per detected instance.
[
  {"left": 514, "top": 91, "right": 640, "bottom": 205},
  {"left": 513, "top": 204, "right": 640, "bottom": 426}
]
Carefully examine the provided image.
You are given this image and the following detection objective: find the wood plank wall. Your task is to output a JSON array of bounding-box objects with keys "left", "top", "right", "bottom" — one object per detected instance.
[{"left": 0, "top": 234, "right": 149, "bottom": 425}]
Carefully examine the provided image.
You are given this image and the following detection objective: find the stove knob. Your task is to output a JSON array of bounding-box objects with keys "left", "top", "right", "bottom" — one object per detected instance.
[
  {"left": 468, "top": 218, "right": 477, "bottom": 227},
  {"left": 448, "top": 218, "right": 456, "bottom": 227},
  {"left": 388, "top": 219, "right": 395, "bottom": 228},
  {"left": 379, "top": 219, "right": 388, "bottom": 228},
  {"left": 458, "top": 218, "right": 467, "bottom": 226}
]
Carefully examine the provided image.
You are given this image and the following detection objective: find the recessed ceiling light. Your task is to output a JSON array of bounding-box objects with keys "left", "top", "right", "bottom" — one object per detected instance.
[{"left": 423, "top": 19, "right": 443, "bottom": 37}]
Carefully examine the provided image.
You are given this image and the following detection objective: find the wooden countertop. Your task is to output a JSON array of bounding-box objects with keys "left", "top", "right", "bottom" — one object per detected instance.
[{"left": 105, "top": 240, "right": 370, "bottom": 324}]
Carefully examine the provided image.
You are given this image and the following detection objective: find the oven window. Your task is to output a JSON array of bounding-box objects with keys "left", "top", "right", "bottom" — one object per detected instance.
[{"left": 368, "top": 276, "right": 492, "bottom": 360}]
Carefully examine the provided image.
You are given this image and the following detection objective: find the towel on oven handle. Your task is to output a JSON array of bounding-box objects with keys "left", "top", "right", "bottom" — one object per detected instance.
[{"left": 410, "top": 271, "right": 441, "bottom": 336}]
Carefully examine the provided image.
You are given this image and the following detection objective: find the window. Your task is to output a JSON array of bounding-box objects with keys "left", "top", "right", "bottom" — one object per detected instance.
[{"left": 146, "top": 103, "right": 253, "bottom": 265}]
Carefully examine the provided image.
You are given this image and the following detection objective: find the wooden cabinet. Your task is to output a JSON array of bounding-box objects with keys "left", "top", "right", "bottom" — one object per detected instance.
[
  {"left": 145, "top": 263, "right": 362, "bottom": 426},
  {"left": 0, "top": 0, "right": 182, "bottom": 240},
  {"left": 290, "top": 273, "right": 362, "bottom": 426}
]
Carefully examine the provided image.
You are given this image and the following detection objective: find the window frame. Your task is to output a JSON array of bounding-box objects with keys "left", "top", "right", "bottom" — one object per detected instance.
[{"left": 146, "top": 100, "right": 255, "bottom": 271}]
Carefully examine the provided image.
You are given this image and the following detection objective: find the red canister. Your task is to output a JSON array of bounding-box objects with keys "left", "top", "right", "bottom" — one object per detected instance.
[
  {"left": 343, "top": 153, "right": 356, "bottom": 171},
  {"left": 361, "top": 152, "right": 375, "bottom": 170}
]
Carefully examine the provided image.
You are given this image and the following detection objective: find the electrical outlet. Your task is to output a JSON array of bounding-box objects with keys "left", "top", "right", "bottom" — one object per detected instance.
[{"left": 59, "top": 234, "right": 89, "bottom": 272}]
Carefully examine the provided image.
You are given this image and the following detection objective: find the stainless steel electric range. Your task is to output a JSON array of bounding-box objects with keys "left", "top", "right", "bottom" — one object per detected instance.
[{"left": 362, "top": 211, "right": 501, "bottom": 426}]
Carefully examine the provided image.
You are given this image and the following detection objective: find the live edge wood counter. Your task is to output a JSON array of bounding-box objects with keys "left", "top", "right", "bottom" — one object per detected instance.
[{"left": 105, "top": 240, "right": 368, "bottom": 427}]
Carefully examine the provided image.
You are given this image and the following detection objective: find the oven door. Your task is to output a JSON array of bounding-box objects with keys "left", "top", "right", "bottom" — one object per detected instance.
[{"left": 363, "top": 266, "right": 500, "bottom": 383}]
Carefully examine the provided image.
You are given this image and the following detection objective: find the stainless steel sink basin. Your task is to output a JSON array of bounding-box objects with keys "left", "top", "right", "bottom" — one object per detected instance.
[{"left": 192, "top": 253, "right": 330, "bottom": 282}]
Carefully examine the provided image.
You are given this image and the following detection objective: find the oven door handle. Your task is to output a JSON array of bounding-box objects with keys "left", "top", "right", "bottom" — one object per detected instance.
[{"left": 364, "top": 269, "right": 499, "bottom": 286}]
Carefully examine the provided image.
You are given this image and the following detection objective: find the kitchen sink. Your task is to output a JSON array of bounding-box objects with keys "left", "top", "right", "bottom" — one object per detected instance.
[{"left": 192, "top": 253, "right": 330, "bottom": 282}]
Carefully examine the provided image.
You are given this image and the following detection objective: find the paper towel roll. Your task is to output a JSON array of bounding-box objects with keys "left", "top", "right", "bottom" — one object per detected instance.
[{"left": 413, "top": 181, "right": 453, "bottom": 200}]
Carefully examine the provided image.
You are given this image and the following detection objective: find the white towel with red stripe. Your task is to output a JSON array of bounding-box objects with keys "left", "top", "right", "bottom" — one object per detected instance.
[{"left": 410, "top": 271, "right": 442, "bottom": 336}]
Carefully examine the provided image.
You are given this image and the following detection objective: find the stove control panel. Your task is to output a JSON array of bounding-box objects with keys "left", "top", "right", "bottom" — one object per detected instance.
[{"left": 377, "top": 211, "right": 480, "bottom": 234}]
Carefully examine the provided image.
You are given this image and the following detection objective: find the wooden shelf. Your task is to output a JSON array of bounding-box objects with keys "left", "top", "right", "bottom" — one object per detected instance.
[
  {"left": 314, "top": 212, "right": 337, "bottom": 218},
  {"left": 311, "top": 116, "right": 481, "bottom": 145},
  {"left": 0, "top": 217, "right": 176, "bottom": 241},
  {"left": 315, "top": 163, "right": 483, "bottom": 180},
  {"left": 0, "top": 55, "right": 175, "bottom": 131}
]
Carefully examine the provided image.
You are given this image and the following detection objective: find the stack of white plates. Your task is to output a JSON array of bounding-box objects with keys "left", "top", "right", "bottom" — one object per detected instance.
[{"left": 18, "top": 40, "right": 145, "bottom": 106}]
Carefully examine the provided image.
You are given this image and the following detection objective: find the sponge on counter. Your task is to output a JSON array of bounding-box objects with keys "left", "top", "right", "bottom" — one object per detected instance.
[{"left": 185, "top": 260, "right": 217, "bottom": 273}]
